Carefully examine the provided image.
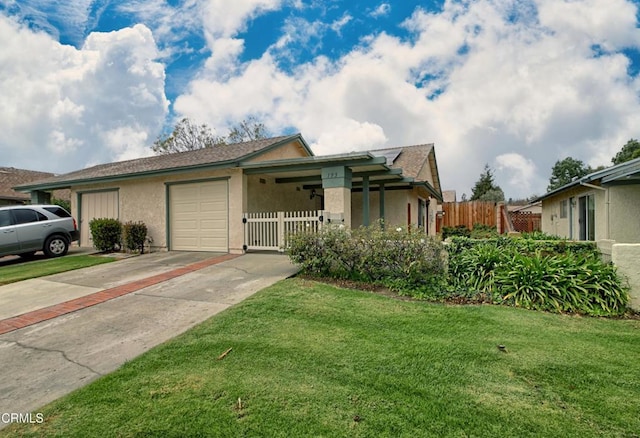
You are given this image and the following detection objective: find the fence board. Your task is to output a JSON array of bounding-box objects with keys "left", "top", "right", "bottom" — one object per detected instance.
[{"left": 441, "top": 201, "right": 497, "bottom": 230}]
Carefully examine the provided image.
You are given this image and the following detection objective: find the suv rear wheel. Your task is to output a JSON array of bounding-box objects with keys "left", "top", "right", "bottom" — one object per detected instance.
[{"left": 44, "top": 235, "right": 69, "bottom": 257}]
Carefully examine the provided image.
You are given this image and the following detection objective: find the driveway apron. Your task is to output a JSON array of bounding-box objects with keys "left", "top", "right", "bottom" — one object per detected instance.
[{"left": 0, "top": 252, "right": 298, "bottom": 425}]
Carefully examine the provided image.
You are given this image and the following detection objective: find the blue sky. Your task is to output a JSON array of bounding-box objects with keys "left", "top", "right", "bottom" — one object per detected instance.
[{"left": 1, "top": 0, "right": 640, "bottom": 199}]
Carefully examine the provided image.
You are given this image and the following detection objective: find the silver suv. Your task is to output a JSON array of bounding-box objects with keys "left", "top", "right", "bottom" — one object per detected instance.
[{"left": 0, "top": 205, "right": 80, "bottom": 258}]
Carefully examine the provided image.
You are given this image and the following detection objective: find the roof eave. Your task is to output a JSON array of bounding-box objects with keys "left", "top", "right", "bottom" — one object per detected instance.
[{"left": 14, "top": 159, "right": 243, "bottom": 192}]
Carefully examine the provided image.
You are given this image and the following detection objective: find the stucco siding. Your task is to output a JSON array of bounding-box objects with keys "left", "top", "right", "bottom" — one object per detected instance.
[
  {"left": 541, "top": 185, "right": 606, "bottom": 240},
  {"left": 71, "top": 168, "right": 242, "bottom": 251},
  {"left": 245, "top": 140, "right": 310, "bottom": 163},
  {"left": 246, "top": 175, "right": 320, "bottom": 213},
  {"left": 352, "top": 190, "right": 413, "bottom": 229},
  {"left": 416, "top": 158, "right": 434, "bottom": 185},
  {"left": 609, "top": 185, "right": 640, "bottom": 243}
]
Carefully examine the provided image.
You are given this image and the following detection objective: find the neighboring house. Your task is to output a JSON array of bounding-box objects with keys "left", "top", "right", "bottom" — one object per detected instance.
[
  {"left": 0, "top": 167, "right": 69, "bottom": 206},
  {"left": 536, "top": 157, "right": 640, "bottom": 243},
  {"left": 442, "top": 190, "right": 456, "bottom": 203},
  {"left": 16, "top": 134, "right": 442, "bottom": 254},
  {"left": 507, "top": 201, "right": 541, "bottom": 214},
  {"left": 537, "top": 159, "right": 640, "bottom": 312}
]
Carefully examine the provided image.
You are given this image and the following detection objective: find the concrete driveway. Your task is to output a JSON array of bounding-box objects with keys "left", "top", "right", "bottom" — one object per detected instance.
[{"left": 0, "top": 252, "right": 298, "bottom": 426}]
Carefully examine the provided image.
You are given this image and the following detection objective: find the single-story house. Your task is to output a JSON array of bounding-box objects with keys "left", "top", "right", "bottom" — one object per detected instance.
[
  {"left": 16, "top": 134, "right": 442, "bottom": 254},
  {"left": 506, "top": 201, "right": 541, "bottom": 214},
  {"left": 537, "top": 158, "right": 640, "bottom": 311},
  {"left": 0, "top": 167, "right": 69, "bottom": 206},
  {"left": 536, "top": 157, "right": 640, "bottom": 243}
]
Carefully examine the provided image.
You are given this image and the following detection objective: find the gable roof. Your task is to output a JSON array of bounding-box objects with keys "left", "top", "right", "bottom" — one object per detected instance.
[
  {"left": 536, "top": 156, "right": 640, "bottom": 201},
  {"left": 16, "top": 134, "right": 311, "bottom": 191},
  {"left": 0, "top": 167, "right": 57, "bottom": 202},
  {"left": 241, "top": 142, "right": 442, "bottom": 200},
  {"left": 369, "top": 143, "right": 442, "bottom": 200}
]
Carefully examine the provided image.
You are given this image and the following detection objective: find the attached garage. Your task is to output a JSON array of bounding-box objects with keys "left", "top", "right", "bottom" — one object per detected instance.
[
  {"left": 79, "top": 190, "right": 119, "bottom": 247},
  {"left": 169, "top": 180, "right": 228, "bottom": 252}
]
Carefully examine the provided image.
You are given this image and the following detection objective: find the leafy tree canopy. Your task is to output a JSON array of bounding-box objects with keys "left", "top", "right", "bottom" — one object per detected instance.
[
  {"left": 547, "top": 157, "right": 591, "bottom": 191},
  {"left": 470, "top": 164, "right": 505, "bottom": 201},
  {"left": 226, "top": 116, "right": 269, "bottom": 144},
  {"left": 152, "top": 117, "right": 269, "bottom": 155},
  {"left": 611, "top": 138, "right": 640, "bottom": 165}
]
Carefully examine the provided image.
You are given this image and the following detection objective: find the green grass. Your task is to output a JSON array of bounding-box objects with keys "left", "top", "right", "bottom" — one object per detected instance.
[
  {"left": 0, "top": 256, "right": 115, "bottom": 285},
  {"left": 4, "top": 278, "right": 639, "bottom": 437}
]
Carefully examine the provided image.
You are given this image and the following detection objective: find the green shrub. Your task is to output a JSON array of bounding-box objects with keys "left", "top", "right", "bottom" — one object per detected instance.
[
  {"left": 469, "top": 223, "right": 499, "bottom": 239},
  {"left": 447, "top": 241, "right": 514, "bottom": 297},
  {"left": 446, "top": 236, "right": 629, "bottom": 316},
  {"left": 520, "top": 230, "right": 562, "bottom": 240},
  {"left": 287, "top": 224, "right": 447, "bottom": 298},
  {"left": 52, "top": 198, "right": 71, "bottom": 213},
  {"left": 446, "top": 236, "right": 598, "bottom": 259},
  {"left": 496, "top": 252, "right": 628, "bottom": 316},
  {"left": 123, "top": 221, "right": 148, "bottom": 253},
  {"left": 442, "top": 225, "right": 470, "bottom": 239},
  {"left": 89, "top": 218, "right": 122, "bottom": 252}
]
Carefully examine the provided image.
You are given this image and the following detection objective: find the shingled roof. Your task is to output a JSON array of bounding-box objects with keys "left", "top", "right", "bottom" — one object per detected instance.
[
  {"left": 16, "top": 134, "right": 305, "bottom": 190},
  {"left": 0, "top": 167, "right": 60, "bottom": 202}
]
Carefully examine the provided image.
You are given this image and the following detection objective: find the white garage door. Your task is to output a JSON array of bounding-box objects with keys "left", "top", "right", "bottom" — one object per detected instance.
[
  {"left": 170, "top": 180, "right": 228, "bottom": 252},
  {"left": 80, "top": 191, "right": 119, "bottom": 247}
]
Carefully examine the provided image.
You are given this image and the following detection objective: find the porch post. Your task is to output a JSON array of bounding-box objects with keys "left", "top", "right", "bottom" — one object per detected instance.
[
  {"left": 362, "top": 175, "right": 370, "bottom": 227},
  {"left": 379, "top": 183, "right": 385, "bottom": 229},
  {"left": 321, "top": 166, "right": 352, "bottom": 228}
]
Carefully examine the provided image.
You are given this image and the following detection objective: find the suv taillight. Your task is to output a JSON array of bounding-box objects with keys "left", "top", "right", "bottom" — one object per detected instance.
[{"left": 73, "top": 218, "right": 78, "bottom": 230}]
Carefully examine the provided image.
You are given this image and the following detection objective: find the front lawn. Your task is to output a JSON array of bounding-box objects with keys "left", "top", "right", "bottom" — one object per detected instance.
[
  {"left": 4, "top": 278, "right": 639, "bottom": 437},
  {"left": 0, "top": 256, "right": 115, "bottom": 285}
]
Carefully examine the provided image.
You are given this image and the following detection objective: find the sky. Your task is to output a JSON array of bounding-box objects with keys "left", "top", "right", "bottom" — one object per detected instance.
[{"left": 1, "top": 0, "right": 640, "bottom": 200}]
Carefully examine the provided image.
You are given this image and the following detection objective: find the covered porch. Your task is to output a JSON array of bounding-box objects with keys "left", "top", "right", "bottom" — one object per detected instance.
[{"left": 240, "top": 150, "right": 442, "bottom": 251}]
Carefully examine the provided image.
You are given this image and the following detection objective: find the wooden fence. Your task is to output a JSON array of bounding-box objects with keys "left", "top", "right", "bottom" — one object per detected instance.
[
  {"left": 440, "top": 201, "right": 498, "bottom": 230},
  {"left": 438, "top": 201, "right": 541, "bottom": 234}
]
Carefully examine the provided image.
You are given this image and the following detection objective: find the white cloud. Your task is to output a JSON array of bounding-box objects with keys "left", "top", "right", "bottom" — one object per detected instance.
[
  {"left": 4, "top": 0, "right": 640, "bottom": 201},
  {"left": 495, "top": 153, "right": 539, "bottom": 196},
  {"left": 330, "top": 13, "right": 353, "bottom": 35},
  {"left": 370, "top": 3, "right": 391, "bottom": 19},
  {"left": 201, "top": 0, "right": 283, "bottom": 39},
  {"left": 0, "top": 16, "right": 168, "bottom": 172},
  {"left": 174, "top": 0, "right": 640, "bottom": 199}
]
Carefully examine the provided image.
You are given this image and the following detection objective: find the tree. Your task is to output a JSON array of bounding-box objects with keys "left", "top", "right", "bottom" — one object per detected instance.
[
  {"left": 226, "top": 116, "right": 269, "bottom": 144},
  {"left": 470, "top": 164, "right": 504, "bottom": 201},
  {"left": 547, "top": 157, "right": 591, "bottom": 191},
  {"left": 612, "top": 138, "right": 640, "bottom": 165},
  {"left": 152, "top": 117, "right": 269, "bottom": 155},
  {"left": 152, "top": 118, "right": 224, "bottom": 154},
  {"left": 478, "top": 187, "right": 505, "bottom": 202}
]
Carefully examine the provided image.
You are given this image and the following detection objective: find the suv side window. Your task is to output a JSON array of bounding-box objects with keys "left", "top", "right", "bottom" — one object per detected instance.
[
  {"left": 12, "top": 209, "right": 46, "bottom": 224},
  {"left": 0, "top": 211, "right": 13, "bottom": 227},
  {"left": 43, "top": 207, "right": 71, "bottom": 218}
]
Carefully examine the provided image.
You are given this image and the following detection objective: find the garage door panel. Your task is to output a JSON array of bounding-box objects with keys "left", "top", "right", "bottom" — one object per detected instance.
[
  {"left": 80, "top": 191, "right": 118, "bottom": 247},
  {"left": 170, "top": 180, "right": 228, "bottom": 252}
]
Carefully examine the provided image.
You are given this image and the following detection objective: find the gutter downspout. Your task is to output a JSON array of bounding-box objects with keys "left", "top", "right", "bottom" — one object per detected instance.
[{"left": 579, "top": 181, "right": 609, "bottom": 240}]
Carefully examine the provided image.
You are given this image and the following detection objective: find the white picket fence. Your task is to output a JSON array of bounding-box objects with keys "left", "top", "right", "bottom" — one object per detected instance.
[{"left": 243, "top": 210, "right": 327, "bottom": 251}]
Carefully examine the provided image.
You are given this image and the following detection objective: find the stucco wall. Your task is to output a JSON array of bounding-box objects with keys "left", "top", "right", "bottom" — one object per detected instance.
[
  {"left": 351, "top": 189, "right": 413, "bottom": 229},
  {"left": 611, "top": 244, "right": 640, "bottom": 311},
  {"left": 416, "top": 157, "right": 434, "bottom": 185},
  {"left": 608, "top": 185, "right": 640, "bottom": 243},
  {"left": 246, "top": 175, "right": 320, "bottom": 212},
  {"left": 70, "top": 168, "right": 242, "bottom": 252},
  {"left": 244, "top": 140, "right": 309, "bottom": 162},
  {"left": 541, "top": 185, "right": 606, "bottom": 240}
]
